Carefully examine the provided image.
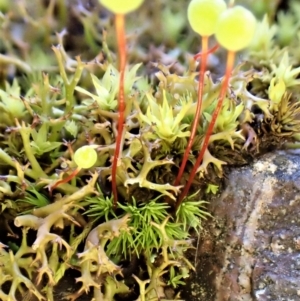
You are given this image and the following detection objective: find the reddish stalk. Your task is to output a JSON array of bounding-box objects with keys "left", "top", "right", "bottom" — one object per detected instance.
[
  {"left": 50, "top": 168, "right": 80, "bottom": 196},
  {"left": 193, "top": 43, "right": 219, "bottom": 60},
  {"left": 173, "top": 36, "right": 209, "bottom": 187},
  {"left": 112, "top": 14, "right": 126, "bottom": 210},
  {"left": 175, "top": 50, "right": 236, "bottom": 211}
]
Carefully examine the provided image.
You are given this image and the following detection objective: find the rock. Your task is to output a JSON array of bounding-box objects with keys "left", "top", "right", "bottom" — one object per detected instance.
[{"left": 182, "top": 151, "right": 300, "bottom": 301}]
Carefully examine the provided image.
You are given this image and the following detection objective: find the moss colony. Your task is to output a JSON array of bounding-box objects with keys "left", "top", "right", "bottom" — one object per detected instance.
[{"left": 0, "top": 0, "right": 300, "bottom": 300}]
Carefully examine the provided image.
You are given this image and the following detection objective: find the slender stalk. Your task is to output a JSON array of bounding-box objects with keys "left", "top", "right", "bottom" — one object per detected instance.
[
  {"left": 112, "top": 14, "right": 126, "bottom": 209},
  {"left": 176, "top": 50, "right": 236, "bottom": 210},
  {"left": 193, "top": 43, "right": 219, "bottom": 60},
  {"left": 49, "top": 167, "right": 80, "bottom": 195},
  {"left": 174, "top": 36, "right": 209, "bottom": 187}
]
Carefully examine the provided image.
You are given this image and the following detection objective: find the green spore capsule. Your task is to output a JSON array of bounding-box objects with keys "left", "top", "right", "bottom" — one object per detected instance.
[
  {"left": 74, "top": 145, "right": 97, "bottom": 169},
  {"left": 215, "top": 5, "right": 257, "bottom": 52},
  {"left": 99, "top": 0, "right": 144, "bottom": 14},
  {"left": 188, "top": 0, "right": 227, "bottom": 36}
]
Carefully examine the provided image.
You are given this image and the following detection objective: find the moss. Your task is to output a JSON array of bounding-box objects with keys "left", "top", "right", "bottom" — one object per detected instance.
[{"left": 0, "top": 0, "right": 300, "bottom": 300}]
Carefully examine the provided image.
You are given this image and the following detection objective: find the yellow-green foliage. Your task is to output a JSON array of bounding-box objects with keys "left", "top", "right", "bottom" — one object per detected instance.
[{"left": 0, "top": 1, "right": 300, "bottom": 301}]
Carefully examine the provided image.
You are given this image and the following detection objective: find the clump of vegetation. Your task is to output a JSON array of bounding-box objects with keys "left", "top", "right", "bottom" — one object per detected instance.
[{"left": 0, "top": 0, "right": 300, "bottom": 300}]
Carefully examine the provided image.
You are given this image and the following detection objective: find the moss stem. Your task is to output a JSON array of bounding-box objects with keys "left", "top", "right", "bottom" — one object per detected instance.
[
  {"left": 174, "top": 35, "right": 209, "bottom": 187},
  {"left": 176, "top": 50, "right": 236, "bottom": 209},
  {"left": 112, "top": 13, "right": 126, "bottom": 209}
]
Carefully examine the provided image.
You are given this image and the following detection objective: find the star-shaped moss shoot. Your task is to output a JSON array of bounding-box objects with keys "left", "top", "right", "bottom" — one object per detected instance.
[
  {"left": 99, "top": 0, "right": 145, "bottom": 209},
  {"left": 176, "top": 5, "right": 257, "bottom": 209},
  {"left": 50, "top": 145, "right": 97, "bottom": 195},
  {"left": 174, "top": 0, "right": 226, "bottom": 187}
]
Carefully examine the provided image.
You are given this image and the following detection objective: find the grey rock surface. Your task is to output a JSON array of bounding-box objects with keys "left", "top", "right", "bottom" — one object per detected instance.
[{"left": 183, "top": 151, "right": 300, "bottom": 301}]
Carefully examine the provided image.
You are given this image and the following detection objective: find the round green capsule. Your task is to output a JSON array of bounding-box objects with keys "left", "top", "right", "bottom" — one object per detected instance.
[
  {"left": 215, "top": 6, "right": 257, "bottom": 51},
  {"left": 99, "top": 0, "right": 144, "bottom": 14},
  {"left": 74, "top": 145, "right": 97, "bottom": 169},
  {"left": 188, "top": 0, "right": 227, "bottom": 36}
]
